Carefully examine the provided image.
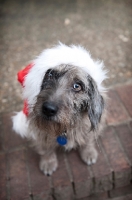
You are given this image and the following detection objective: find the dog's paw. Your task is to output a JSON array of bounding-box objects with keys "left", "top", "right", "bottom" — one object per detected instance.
[
  {"left": 39, "top": 153, "right": 58, "bottom": 175},
  {"left": 86, "top": 156, "right": 97, "bottom": 165},
  {"left": 80, "top": 147, "right": 98, "bottom": 166}
]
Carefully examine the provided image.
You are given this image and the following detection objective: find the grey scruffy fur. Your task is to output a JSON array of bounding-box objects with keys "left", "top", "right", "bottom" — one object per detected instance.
[{"left": 28, "top": 64, "right": 106, "bottom": 175}]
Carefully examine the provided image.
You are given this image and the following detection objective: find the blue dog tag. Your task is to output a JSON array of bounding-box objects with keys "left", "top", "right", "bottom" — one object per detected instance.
[{"left": 57, "top": 135, "right": 67, "bottom": 146}]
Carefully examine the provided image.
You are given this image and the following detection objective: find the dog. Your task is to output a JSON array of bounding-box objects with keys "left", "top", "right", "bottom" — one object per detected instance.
[{"left": 12, "top": 43, "right": 107, "bottom": 175}]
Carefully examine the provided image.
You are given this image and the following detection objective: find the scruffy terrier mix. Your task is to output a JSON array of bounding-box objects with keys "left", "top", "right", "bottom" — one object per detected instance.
[{"left": 12, "top": 43, "right": 107, "bottom": 175}]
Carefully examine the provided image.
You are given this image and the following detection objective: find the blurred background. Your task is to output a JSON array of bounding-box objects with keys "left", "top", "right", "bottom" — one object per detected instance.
[{"left": 0, "top": 0, "right": 132, "bottom": 114}]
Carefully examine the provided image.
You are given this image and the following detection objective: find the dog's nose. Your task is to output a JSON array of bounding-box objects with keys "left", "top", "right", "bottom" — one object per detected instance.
[{"left": 42, "top": 102, "right": 58, "bottom": 117}]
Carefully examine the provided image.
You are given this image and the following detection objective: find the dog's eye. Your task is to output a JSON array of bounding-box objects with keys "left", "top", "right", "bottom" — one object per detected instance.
[
  {"left": 73, "top": 83, "right": 82, "bottom": 92},
  {"left": 45, "top": 71, "right": 53, "bottom": 80},
  {"left": 48, "top": 73, "right": 53, "bottom": 79}
]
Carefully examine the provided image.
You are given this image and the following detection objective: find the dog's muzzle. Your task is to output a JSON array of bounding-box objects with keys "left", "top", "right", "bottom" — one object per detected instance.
[{"left": 42, "top": 102, "right": 58, "bottom": 117}]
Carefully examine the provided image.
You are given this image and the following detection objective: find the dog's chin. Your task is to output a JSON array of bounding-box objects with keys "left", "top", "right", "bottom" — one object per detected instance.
[{"left": 34, "top": 115, "right": 68, "bottom": 136}]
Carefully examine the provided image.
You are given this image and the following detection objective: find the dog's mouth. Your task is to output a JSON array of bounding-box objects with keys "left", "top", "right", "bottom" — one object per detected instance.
[{"left": 42, "top": 115, "right": 54, "bottom": 121}]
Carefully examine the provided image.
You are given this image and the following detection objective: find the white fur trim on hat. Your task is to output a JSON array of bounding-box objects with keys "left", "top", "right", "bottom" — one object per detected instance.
[
  {"left": 12, "top": 111, "right": 29, "bottom": 138},
  {"left": 23, "top": 43, "right": 107, "bottom": 113}
]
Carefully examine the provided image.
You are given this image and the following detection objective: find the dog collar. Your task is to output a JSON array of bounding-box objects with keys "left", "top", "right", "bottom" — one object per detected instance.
[{"left": 56, "top": 131, "right": 67, "bottom": 146}]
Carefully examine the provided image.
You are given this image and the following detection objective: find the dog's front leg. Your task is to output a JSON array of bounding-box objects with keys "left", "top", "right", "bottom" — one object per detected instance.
[
  {"left": 37, "top": 147, "right": 58, "bottom": 175},
  {"left": 79, "top": 142, "right": 98, "bottom": 166}
]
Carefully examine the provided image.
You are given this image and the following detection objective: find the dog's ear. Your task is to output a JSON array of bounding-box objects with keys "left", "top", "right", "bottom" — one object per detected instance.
[{"left": 87, "top": 76, "right": 104, "bottom": 131}]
